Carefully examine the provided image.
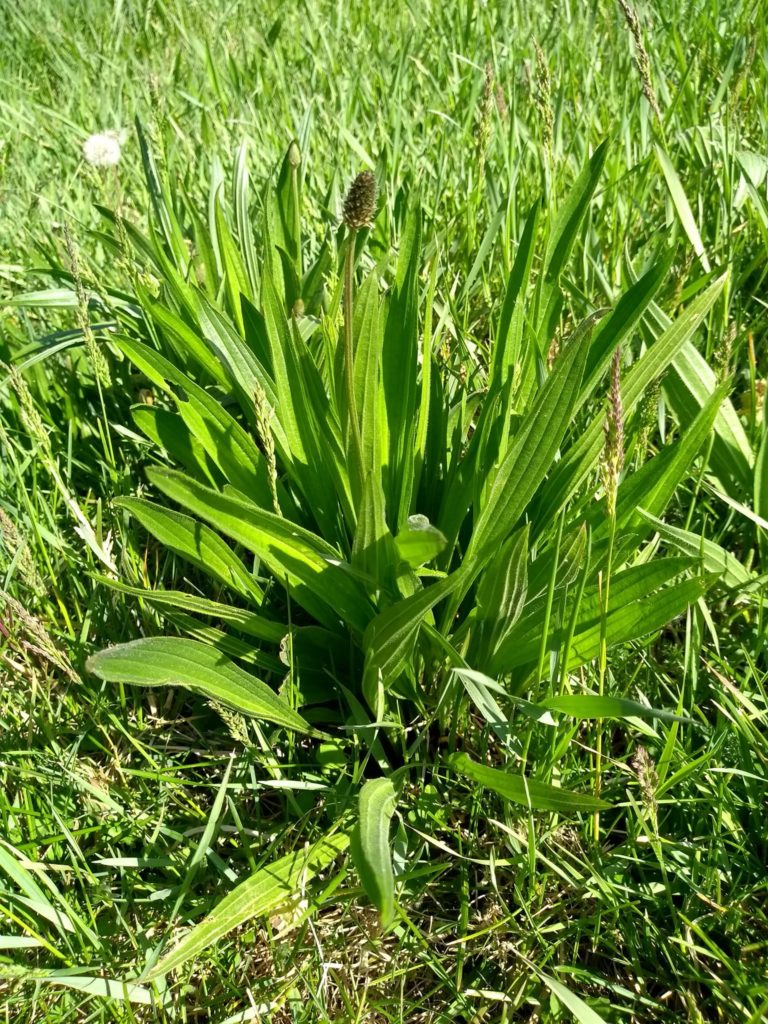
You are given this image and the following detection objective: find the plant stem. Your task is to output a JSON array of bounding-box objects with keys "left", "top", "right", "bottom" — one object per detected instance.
[
  {"left": 343, "top": 231, "right": 364, "bottom": 496},
  {"left": 593, "top": 510, "right": 616, "bottom": 841}
]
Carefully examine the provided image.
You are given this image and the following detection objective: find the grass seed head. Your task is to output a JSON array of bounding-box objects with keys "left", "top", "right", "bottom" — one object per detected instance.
[
  {"left": 617, "top": 0, "right": 662, "bottom": 120},
  {"left": 637, "top": 376, "right": 661, "bottom": 463},
  {"left": 632, "top": 744, "right": 659, "bottom": 821},
  {"left": 601, "top": 346, "right": 625, "bottom": 517},
  {"left": 5, "top": 362, "right": 49, "bottom": 450},
  {"left": 63, "top": 224, "right": 112, "bottom": 388},
  {"left": 475, "top": 61, "right": 495, "bottom": 169},
  {"left": 715, "top": 320, "right": 736, "bottom": 383},
  {"left": 254, "top": 383, "right": 281, "bottom": 517},
  {"left": 343, "top": 170, "right": 377, "bottom": 230},
  {"left": 533, "top": 40, "right": 554, "bottom": 157}
]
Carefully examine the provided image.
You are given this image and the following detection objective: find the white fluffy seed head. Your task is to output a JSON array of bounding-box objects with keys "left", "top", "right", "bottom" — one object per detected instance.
[{"left": 83, "top": 131, "right": 123, "bottom": 167}]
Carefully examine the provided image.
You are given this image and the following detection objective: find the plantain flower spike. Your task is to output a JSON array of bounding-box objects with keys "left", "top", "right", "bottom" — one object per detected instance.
[
  {"left": 342, "top": 170, "right": 377, "bottom": 230},
  {"left": 288, "top": 140, "right": 301, "bottom": 168}
]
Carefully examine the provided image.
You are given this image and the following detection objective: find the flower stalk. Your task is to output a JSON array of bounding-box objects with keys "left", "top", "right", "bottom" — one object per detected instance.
[
  {"left": 341, "top": 171, "right": 377, "bottom": 497},
  {"left": 595, "top": 346, "right": 624, "bottom": 839}
]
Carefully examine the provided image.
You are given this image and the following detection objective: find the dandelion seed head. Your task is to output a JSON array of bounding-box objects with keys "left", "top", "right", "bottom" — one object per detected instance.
[{"left": 83, "top": 131, "right": 123, "bottom": 168}]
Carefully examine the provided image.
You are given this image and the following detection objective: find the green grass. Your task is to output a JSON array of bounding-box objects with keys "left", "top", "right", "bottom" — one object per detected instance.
[{"left": 1, "top": 1, "right": 767, "bottom": 1021}]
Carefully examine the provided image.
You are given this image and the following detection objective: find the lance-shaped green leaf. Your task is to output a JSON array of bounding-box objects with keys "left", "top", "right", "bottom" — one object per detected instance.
[
  {"left": 117, "top": 497, "right": 262, "bottom": 603},
  {"left": 470, "top": 524, "right": 529, "bottom": 667},
  {"left": 643, "top": 295, "right": 752, "bottom": 494},
  {"left": 363, "top": 567, "right": 468, "bottom": 698},
  {"left": 592, "top": 385, "right": 728, "bottom": 566},
  {"left": 453, "top": 667, "right": 523, "bottom": 755},
  {"left": 144, "top": 297, "right": 229, "bottom": 386},
  {"left": 542, "top": 694, "right": 694, "bottom": 725},
  {"left": 465, "top": 314, "right": 592, "bottom": 572},
  {"left": 539, "top": 973, "right": 610, "bottom": 1024},
  {"left": 0, "top": 969, "right": 153, "bottom": 1006},
  {"left": 148, "top": 832, "right": 349, "bottom": 977},
  {"left": 87, "top": 637, "right": 309, "bottom": 732},
  {"left": 117, "top": 336, "right": 271, "bottom": 504},
  {"left": 352, "top": 472, "right": 398, "bottom": 594},
  {"left": 161, "top": 612, "right": 282, "bottom": 674},
  {"left": 539, "top": 273, "right": 727, "bottom": 518},
  {"left": 92, "top": 576, "right": 285, "bottom": 643},
  {"left": 382, "top": 202, "right": 422, "bottom": 526},
  {"left": 655, "top": 145, "right": 711, "bottom": 272},
  {"left": 147, "top": 467, "right": 373, "bottom": 633},
  {"left": 261, "top": 264, "right": 350, "bottom": 536},
  {"left": 492, "top": 561, "right": 712, "bottom": 674},
  {"left": 448, "top": 752, "right": 611, "bottom": 812},
  {"left": 507, "top": 558, "right": 697, "bottom": 653},
  {"left": 131, "top": 405, "right": 222, "bottom": 488},
  {"left": 490, "top": 198, "right": 540, "bottom": 393},
  {"left": 580, "top": 255, "right": 671, "bottom": 409},
  {"left": 213, "top": 190, "right": 252, "bottom": 335},
  {"left": 557, "top": 575, "right": 713, "bottom": 675},
  {"left": 536, "top": 141, "right": 608, "bottom": 342},
  {"left": 353, "top": 272, "right": 386, "bottom": 485},
  {"left": 136, "top": 117, "right": 188, "bottom": 269},
  {"left": 351, "top": 779, "right": 397, "bottom": 927},
  {"left": 233, "top": 139, "right": 260, "bottom": 297},
  {"left": 638, "top": 510, "right": 752, "bottom": 589}
]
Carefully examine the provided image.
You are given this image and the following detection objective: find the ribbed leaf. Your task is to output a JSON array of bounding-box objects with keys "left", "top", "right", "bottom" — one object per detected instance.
[
  {"left": 492, "top": 560, "right": 709, "bottom": 673},
  {"left": 117, "top": 336, "right": 271, "bottom": 503},
  {"left": 655, "top": 145, "right": 711, "bottom": 272},
  {"left": 638, "top": 510, "right": 751, "bottom": 588},
  {"left": 643, "top": 297, "right": 753, "bottom": 494},
  {"left": 117, "top": 496, "right": 262, "bottom": 603},
  {"left": 351, "top": 779, "right": 397, "bottom": 927},
  {"left": 449, "top": 753, "right": 611, "bottom": 812},
  {"left": 542, "top": 694, "right": 693, "bottom": 724},
  {"left": 233, "top": 140, "right": 260, "bottom": 297},
  {"left": 382, "top": 203, "right": 422, "bottom": 525},
  {"left": 87, "top": 637, "right": 308, "bottom": 731},
  {"left": 466, "top": 316, "right": 591, "bottom": 571},
  {"left": 148, "top": 833, "right": 348, "bottom": 977},
  {"left": 0, "top": 969, "right": 152, "bottom": 1006},
  {"left": 490, "top": 199, "right": 540, "bottom": 393},
  {"left": 541, "top": 273, "right": 727, "bottom": 516},
  {"left": 352, "top": 472, "right": 398, "bottom": 594},
  {"left": 131, "top": 405, "right": 221, "bottom": 487},
  {"left": 363, "top": 567, "right": 468, "bottom": 698},
  {"left": 536, "top": 141, "right": 608, "bottom": 342},
  {"left": 471, "top": 524, "right": 529, "bottom": 667},
  {"left": 147, "top": 467, "right": 373, "bottom": 633},
  {"left": 213, "top": 191, "right": 252, "bottom": 334},
  {"left": 92, "top": 576, "right": 284, "bottom": 642},
  {"left": 353, "top": 273, "right": 386, "bottom": 488}
]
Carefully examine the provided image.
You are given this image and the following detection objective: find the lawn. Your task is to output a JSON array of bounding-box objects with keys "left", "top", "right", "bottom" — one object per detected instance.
[{"left": 1, "top": 1, "right": 767, "bottom": 1021}]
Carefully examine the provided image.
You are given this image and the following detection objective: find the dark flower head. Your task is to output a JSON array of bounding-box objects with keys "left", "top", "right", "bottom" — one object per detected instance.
[{"left": 342, "top": 170, "right": 377, "bottom": 230}]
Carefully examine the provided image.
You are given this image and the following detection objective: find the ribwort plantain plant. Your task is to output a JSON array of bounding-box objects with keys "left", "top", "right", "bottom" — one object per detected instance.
[{"left": 80, "top": 125, "right": 731, "bottom": 975}]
